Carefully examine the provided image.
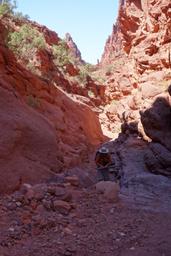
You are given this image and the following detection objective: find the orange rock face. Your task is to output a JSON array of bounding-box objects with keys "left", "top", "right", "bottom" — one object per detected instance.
[
  {"left": 99, "top": 0, "right": 171, "bottom": 130},
  {"left": 99, "top": 0, "right": 171, "bottom": 177},
  {"left": 0, "top": 20, "right": 105, "bottom": 194},
  {"left": 101, "top": 0, "right": 171, "bottom": 72},
  {"left": 65, "top": 33, "right": 84, "bottom": 64}
]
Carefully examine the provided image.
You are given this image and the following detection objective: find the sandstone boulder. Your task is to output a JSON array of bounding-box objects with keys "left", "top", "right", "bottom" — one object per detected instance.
[
  {"left": 141, "top": 94, "right": 171, "bottom": 151},
  {"left": 144, "top": 143, "right": 171, "bottom": 177},
  {"left": 95, "top": 181, "right": 120, "bottom": 202}
]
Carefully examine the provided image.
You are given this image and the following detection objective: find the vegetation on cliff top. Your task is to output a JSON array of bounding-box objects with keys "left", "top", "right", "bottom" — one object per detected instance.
[
  {"left": 8, "top": 24, "right": 46, "bottom": 56},
  {"left": 0, "top": 0, "right": 29, "bottom": 19},
  {"left": 1, "top": 0, "right": 103, "bottom": 102}
]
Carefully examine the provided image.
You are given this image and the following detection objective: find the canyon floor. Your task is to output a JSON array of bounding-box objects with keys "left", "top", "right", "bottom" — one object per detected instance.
[{"left": 0, "top": 135, "right": 171, "bottom": 256}]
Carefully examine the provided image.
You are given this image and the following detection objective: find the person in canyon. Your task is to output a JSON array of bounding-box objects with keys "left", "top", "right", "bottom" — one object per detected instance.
[{"left": 95, "top": 146, "right": 112, "bottom": 181}]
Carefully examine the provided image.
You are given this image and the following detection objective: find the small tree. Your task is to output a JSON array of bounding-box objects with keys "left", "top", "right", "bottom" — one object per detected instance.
[
  {"left": 0, "top": 0, "right": 16, "bottom": 16},
  {"left": 8, "top": 24, "right": 46, "bottom": 59},
  {"left": 52, "top": 40, "right": 71, "bottom": 67}
]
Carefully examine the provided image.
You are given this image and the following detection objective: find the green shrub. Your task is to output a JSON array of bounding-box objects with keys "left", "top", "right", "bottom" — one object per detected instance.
[
  {"left": 0, "top": 3, "right": 11, "bottom": 16},
  {"left": 77, "top": 63, "right": 93, "bottom": 83},
  {"left": 8, "top": 24, "right": 46, "bottom": 58},
  {"left": 0, "top": 1, "right": 29, "bottom": 20},
  {"left": 32, "top": 35, "right": 46, "bottom": 49},
  {"left": 26, "top": 62, "right": 37, "bottom": 73},
  {"left": 78, "top": 68, "right": 88, "bottom": 82},
  {"left": 0, "top": 0, "right": 17, "bottom": 16},
  {"left": 52, "top": 40, "right": 71, "bottom": 67}
]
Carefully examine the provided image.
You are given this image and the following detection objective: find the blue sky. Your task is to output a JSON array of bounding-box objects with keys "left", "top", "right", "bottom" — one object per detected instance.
[{"left": 17, "top": 1, "right": 119, "bottom": 64}]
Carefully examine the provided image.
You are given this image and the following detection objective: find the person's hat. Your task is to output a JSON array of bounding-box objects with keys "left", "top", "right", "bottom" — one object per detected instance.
[{"left": 98, "top": 146, "right": 109, "bottom": 154}]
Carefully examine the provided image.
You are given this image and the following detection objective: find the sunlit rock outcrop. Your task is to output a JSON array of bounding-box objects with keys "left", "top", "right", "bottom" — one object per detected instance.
[
  {"left": 99, "top": 0, "right": 171, "bottom": 176},
  {"left": 0, "top": 20, "right": 105, "bottom": 193}
]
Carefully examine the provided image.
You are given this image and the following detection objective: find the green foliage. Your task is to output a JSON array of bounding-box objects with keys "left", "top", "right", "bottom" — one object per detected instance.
[
  {"left": 0, "top": 0, "right": 16, "bottom": 16},
  {"left": 8, "top": 24, "right": 46, "bottom": 58},
  {"left": 78, "top": 68, "right": 89, "bottom": 83},
  {"left": 0, "top": 3, "right": 11, "bottom": 16},
  {"left": 26, "top": 62, "right": 37, "bottom": 73},
  {"left": 77, "top": 64, "right": 94, "bottom": 83},
  {"left": 52, "top": 40, "right": 71, "bottom": 67},
  {"left": 0, "top": 0, "right": 29, "bottom": 20}
]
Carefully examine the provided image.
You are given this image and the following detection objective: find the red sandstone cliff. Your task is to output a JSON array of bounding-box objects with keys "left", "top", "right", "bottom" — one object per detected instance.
[
  {"left": 99, "top": 0, "right": 171, "bottom": 177},
  {"left": 101, "top": 0, "right": 171, "bottom": 97},
  {"left": 0, "top": 18, "right": 105, "bottom": 194},
  {"left": 1, "top": 0, "right": 171, "bottom": 192},
  {"left": 102, "top": 0, "right": 171, "bottom": 69},
  {"left": 99, "top": 0, "right": 171, "bottom": 107},
  {"left": 65, "top": 33, "right": 84, "bottom": 64}
]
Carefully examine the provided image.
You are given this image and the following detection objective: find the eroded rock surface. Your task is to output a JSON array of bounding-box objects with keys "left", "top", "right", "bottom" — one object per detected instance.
[{"left": 0, "top": 19, "right": 105, "bottom": 193}]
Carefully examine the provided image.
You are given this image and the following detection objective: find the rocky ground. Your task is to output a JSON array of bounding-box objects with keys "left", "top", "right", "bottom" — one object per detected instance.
[
  {"left": 0, "top": 136, "right": 171, "bottom": 256},
  {"left": 0, "top": 184, "right": 171, "bottom": 256}
]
